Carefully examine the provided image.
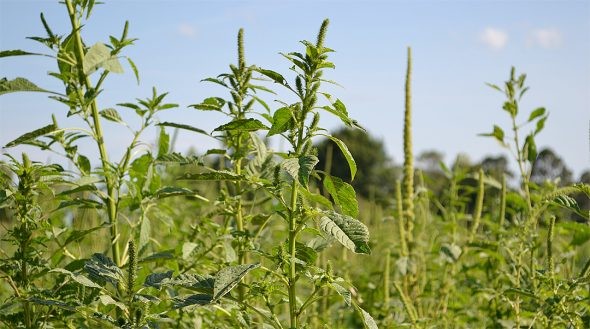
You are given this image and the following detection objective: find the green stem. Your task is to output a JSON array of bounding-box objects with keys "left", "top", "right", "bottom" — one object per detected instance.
[
  {"left": 65, "top": 0, "right": 120, "bottom": 266},
  {"left": 288, "top": 179, "right": 299, "bottom": 329}
]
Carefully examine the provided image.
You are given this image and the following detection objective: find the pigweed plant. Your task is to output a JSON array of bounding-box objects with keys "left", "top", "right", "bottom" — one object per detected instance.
[{"left": 2, "top": 1, "right": 589, "bottom": 328}]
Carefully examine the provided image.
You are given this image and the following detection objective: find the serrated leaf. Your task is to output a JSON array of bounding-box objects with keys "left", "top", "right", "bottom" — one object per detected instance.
[
  {"left": 282, "top": 155, "right": 318, "bottom": 188},
  {"left": 83, "top": 42, "right": 123, "bottom": 74},
  {"left": 157, "top": 122, "right": 208, "bottom": 136},
  {"left": 84, "top": 253, "right": 124, "bottom": 287},
  {"left": 173, "top": 294, "right": 213, "bottom": 309},
  {"left": 5, "top": 123, "right": 57, "bottom": 148},
  {"left": 178, "top": 171, "right": 245, "bottom": 181},
  {"left": 267, "top": 106, "right": 293, "bottom": 136},
  {"left": 99, "top": 108, "right": 123, "bottom": 123},
  {"left": 213, "top": 118, "right": 268, "bottom": 132},
  {"left": 0, "top": 77, "right": 50, "bottom": 95},
  {"left": 190, "top": 97, "right": 225, "bottom": 111},
  {"left": 323, "top": 175, "right": 358, "bottom": 218},
  {"left": 213, "top": 263, "right": 260, "bottom": 300},
  {"left": 144, "top": 271, "right": 174, "bottom": 289},
  {"left": 318, "top": 211, "right": 370, "bottom": 254},
  {"left": 528, "top": 107, "right": 546, "bottom": 122}
]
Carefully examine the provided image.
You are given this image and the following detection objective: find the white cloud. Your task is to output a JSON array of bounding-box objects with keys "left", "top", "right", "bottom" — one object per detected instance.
[
  {"left": 480, "top": 27, "right": 508, "bottom": 50},
  {"left": 528, "top": 28, "right": 562, "bottom": 49},
  {"left": 177, "top": 23, "right": 197, "bottom": 38}
]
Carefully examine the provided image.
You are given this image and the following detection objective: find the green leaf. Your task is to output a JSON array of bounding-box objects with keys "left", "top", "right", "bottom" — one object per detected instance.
[
  {"left": 213, "top": 263, "right": 260, "bottom": 300},
  {"left": 154, "top": 186, "right": 195, "bottom": 198},
  {"left": 528, "top": 107, "right": 546, "bottom": 122},
  {"left": 158, "top": 126, "right": 169, "bottom": 158},
  {"left": 139, "top": 217, "right": 151, "bottom": 252},
  {"left": 267, "top": 106, "right": 293, "bottom": 136},
  {"left": 479, "top": 125, "right": 505, "bottom": 145},
  {"left": 282, "top": 155, "right": 318, "bottom": 188},
  {"left": 323, "top": 175, "right": 358, "bottom": 218},
  {"left": 178, "top": 171, "right": 245, "bottom": 181},
  {"left": 99, "top": 108, "right": 123, "bottom": 123},
  {"left": 173, "top": 294, "right": 213, "bottom": 309},
  {"left": 182, "top": 242, "right": 198, "bottom": 261},
  {"left": 50, "top": 268, "right": 102, "bottom": 289},
  {"left": 157, "top": 122, "right": 208, "bottom": 136},
  {"left": 0, "top": 77, "right": 50, "bottom": 95},
  {"left": 189, "top": 97, "right": 225, "bottom": 111},
  {"left": 524, "top": 134, "right": 537, "bottom": 162},
  {"left": 57, "top": 198, "right": 103, "bottom": 210},
  {"left": 5, "top": 123, "right": 57, "bottom": 148},
  {"left": 256, "top": 68, "right": 287, "bottom": 85},
  {"left": 329, "top": 282, "right": 351, "bottom": 306},
  {"left": 126, "top": 57, "right": 140, "bottom": 84},
  {"left": 558, "top": 221, "right": 590, "bottom": 246},
  {"left": 0, "top": 50, "right": 44, "bottom": 57},
  {"left": 213, "top": 118, "right": 268, "bottom": 132},
  {"left": 99, "top": 295, "right": 127, "bottom": 311},
  {"left": 144, "top": 271, "right": 173, "bottom": 289},
  {"left": 324, "top": 135, "right": 357, "bottom": 180},
  {"left": 354, "top": 304, "right": 378, "bottom": 329},
  {"left": 298, "top": 187, "right": 333, "bottom": 209},
  {"left": 535, "top": 115, "right": 548, "bottom": 135},
  {"left": 84, "top": 253, "right": 124, "bottom": 287},
  {"left": 318, "top": 211, "right": 370, "bottom": 254},
  {"left": 75, "top": 155, "right": 90, "bottom": 175},
  {"left": 83, "top": 42, "right": 123, "bottom": 74}
]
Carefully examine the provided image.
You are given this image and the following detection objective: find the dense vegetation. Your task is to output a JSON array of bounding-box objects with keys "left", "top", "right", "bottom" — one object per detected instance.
[{"left": 1, "top": 1, "right": 589, "bottom": 328}]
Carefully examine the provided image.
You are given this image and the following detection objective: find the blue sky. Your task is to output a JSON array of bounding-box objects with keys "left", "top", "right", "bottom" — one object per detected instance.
[{"left": 1, "top": 0, "right": 589, "bottom": 178}]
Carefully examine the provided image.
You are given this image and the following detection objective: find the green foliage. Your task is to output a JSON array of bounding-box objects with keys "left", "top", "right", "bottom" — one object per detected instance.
[{"left": 1, "top": 3, "right": 588, "bottom": 329}]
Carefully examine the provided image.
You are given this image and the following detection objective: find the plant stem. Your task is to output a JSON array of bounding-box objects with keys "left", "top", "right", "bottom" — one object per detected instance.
[
  {"left": 288, "top": 179, "right": 299, "bottom": 329},
  {"left": 65, "top": 0, "right": 120, "bottom": 266}
]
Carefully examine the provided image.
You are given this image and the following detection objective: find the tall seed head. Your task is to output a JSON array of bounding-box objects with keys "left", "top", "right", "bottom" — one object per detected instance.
[
  {"left": 127, "top": 240, "right": 137, "bottom": 294},
  {"left": 316, "top": 19, "right": 329, "bottom": 49},
  {"left": 402, "top": 47, "right": 415, "bottom": 228},
  {"left": 238, "top": 28, "right": 245, "bottom": 71}
]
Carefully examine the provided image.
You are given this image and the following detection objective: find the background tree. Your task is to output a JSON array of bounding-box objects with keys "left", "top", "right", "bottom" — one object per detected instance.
[
  {"left": 316, "top": 127, "right": 398, "bottom": 203},
  {"left": 531, "top": 148, "right": 573, "bottom": 186}
]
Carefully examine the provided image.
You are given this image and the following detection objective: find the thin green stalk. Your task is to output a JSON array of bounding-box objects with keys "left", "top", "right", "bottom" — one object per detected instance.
[
  {"left": 287, "top": 179, "right": 299, "bottom": 329},
  {"left": 470, "top": 168, "right": 485, "bottom": 242},
  {"left": 499, "top": 174, "right": 507, "bottom": 230},
  {"left": 383, "top": 248, "right": 391, "bottom": 305},
  {"left": 395, "top": 181, "right": 409, "bottom": 257},
  {"left": 547, "top": 216, "right": 556, "bottom": 290},
  {"left": 65, "top": 0, "right": 120, "bottom": 266},
  {"left": 394, "top": 281, "right": 418, "bottom": 327}
]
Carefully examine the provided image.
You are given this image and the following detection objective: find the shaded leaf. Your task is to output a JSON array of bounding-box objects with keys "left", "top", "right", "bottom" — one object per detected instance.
[
  {"left": 144, "top": 271, "right": 173, "bottom": 289},
  {"left": 213, "top": 263, "right": 260, "bottom": 300},
  {"left": 190, "top": 97, "right": 225, "bottom": 111},
  {"left": 256, "top": 68, "right": 287, "bottom": 85},
  {"left": 528, "top": 107, "right": 546, "bottom": 122},
  {"left": 282, "top": 155, "right": 318, "bottom": 188},
  {"left": 0, "top": 50, "right": 44, "bottom": 57},
  {"left": 84, "top": 253, "right": 124, "bottom": 287},
  {"left": 318, "top": 211, "right": 370, "bottom": 254},
  {"left": 173, "top": 294, "right": 213, "bottom": 309},
  {"left": 154, "top": 186, "right": 195, "bottom": 199}
]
